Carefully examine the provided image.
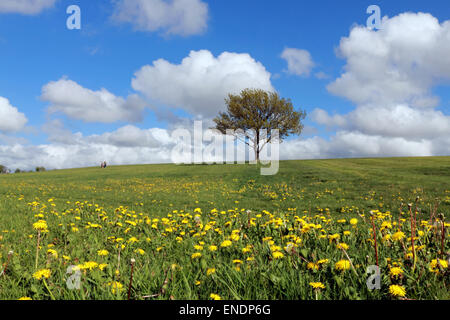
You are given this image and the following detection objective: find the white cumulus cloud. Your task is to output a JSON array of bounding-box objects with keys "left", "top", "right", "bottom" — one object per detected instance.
[
  {"left": 327, "top": 12, "right": 450, "bottom": 107},
  {"left": 112, "top": 0, "right": 208, "bottom": 36},
  {"left": 281, "top": 48, "right": 315, "bottom": 77},
  {"left": 41, "top": 78, "right": 147, "bottom": 123},
  {"left": 0, "top": 124, "right": 175, "bottom": 170},
  {"left": 0, "top": 0, "right": 57, "bottom": 15},
  {"left": 132, "top": 50, "right": 274, "bottom": 118},
  {"left": 299, "top": 12, "right": 450, "bottom": 160},
  {"left": 0, "top": 97, "right": 28, "bottom": 133}
]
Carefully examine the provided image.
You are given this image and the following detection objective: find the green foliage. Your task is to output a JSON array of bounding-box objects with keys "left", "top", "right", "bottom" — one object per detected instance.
[
  {"left": 0, "top": 157, "right": 448, "bottom": 300},
  {"left": 213, "top": 88, "right": 306, "bottom": 160}
]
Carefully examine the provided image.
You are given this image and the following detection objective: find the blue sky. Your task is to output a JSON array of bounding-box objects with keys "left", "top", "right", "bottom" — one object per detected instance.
[{"left": 0, "top": 0, "right": 449, "bottom": 169}]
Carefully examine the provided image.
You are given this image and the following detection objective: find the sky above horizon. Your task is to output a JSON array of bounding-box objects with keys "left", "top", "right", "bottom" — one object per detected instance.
[{"left": 0, "top": 0, "right": 449, "bottom": 170}]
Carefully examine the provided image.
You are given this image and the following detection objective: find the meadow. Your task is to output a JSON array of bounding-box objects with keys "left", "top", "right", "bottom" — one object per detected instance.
[{"left": 0, "top": 157, "right": 449, "bottom": 300}]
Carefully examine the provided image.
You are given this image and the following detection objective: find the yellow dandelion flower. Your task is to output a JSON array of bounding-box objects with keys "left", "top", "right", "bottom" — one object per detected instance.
[
  {"left": 272, "top": 251, "right": 284, "bottom": 259},
  {"left": 210, "top": 293, "right": 221, "bottom": 300},
  {"left": 32, "top": 220, "right": 48, "bottom": 231},
  {"left": 336, "top": 243, "right": 349, "bottom": 250},
  {"left": 389, "top": 285, "right": 406, "bottom": 297},
  {"left": 309, "top": 282, "right": 325, "bottom": 289},
  {"left": 230, "top": 233, "right": 240, "bottom": 241},
  {"left": 429, "top": 259, "right": 448, "bottom": 273},
  {"left": 33, "top": 269, "right": 51, "bottom": 280},
  {"left": 220, "top": 240, "right": 232, "bottom": 248},
  {"left": 392, "top": 231, "right": 405, "bottom": 241},
  {"left": 389, "top": 267, "right": 403, "bottom": 278},
  {"left": 47, "top": 249, "right": 58, "bottom": 258},
  {"left": 191, "top": 252, "right": 202, "bottom": 259},
  {"left": 97, "top": 249, "right": 109, "bottom": 256},
  {"left": 108, "top": 281, "right": 124, "bottom": 294},
  {"left": 134, "top": 248, "right": 145, "bottom": 255},
  {"left": 335, "top": 259, "right": 351, "bottom": 271}
]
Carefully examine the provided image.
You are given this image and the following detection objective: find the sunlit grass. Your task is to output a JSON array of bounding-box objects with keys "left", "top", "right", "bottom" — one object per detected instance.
[{"left": 0, "top": 157, "right": 449, "bottom": 300}]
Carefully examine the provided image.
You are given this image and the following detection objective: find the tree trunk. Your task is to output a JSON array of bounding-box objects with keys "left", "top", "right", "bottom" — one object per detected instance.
[{"left": 255, "top": 130, "right": 260, "bottom": 162}]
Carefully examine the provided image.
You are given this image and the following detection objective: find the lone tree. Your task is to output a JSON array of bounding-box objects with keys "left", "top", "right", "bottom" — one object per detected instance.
[{"left": 213, "top": 88, "right": 306, "bottom": 161}]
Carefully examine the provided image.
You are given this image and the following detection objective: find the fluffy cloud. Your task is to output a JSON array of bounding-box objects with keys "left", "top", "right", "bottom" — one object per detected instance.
[
  {"left": 41, "top": 79, "right": 147, "bottom": 123},
  {"left": 0, "top": 124, "right": 175, "bottom": 170},
  {"left": 311, "top": 105, "right": 450, "bottom": 140},
  {"left": 281, "top": 132, "right": 450, "bottom": 160},
  {"left": 112, "top": 0, "right": 208, "bottom": 36},
  {"left": 87, "top": 125, "right": 173, "bottom": 148},
  {"left": 132, "top": 50, "right": 274, "bottom": 119},
  {"left": 328, "top": 12, "right": 450, "bottom": 107},
  {"left": 302, "top": 12, "right": 450, "bottom": 159},
  {"left": 0, "top": 0, "right": 57, "bottom": 15},
  {"left": 0, "top": 97, "right": 28, "bottom": 133},
  {"left": 281, "top": 48, "right": 315, "bottom": 76}
]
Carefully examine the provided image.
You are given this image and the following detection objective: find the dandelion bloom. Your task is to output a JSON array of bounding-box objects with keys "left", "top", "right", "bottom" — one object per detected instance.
[
  {"left": 47, "top": 249, "right": 58, "bottom": 258},
  {"left": 328, "top": 234, "right": 340, "bottom": 242},
  {"left": 220, "top": 240, "right": 232, "bottom": 248},
  {"left": 429, "top": 259, "right": 448, "bottom": 273},
  {"left": 242, "top": 246, "right": 251, "bottom": 254},
  {"left": 230, "top": 233, "right": 240, "bottom": 241},
  {"left": 128, "top": 237, "right": 139, "bottom": 243},
  {"left": 18, "top": 297, "right": 32, "bottom": 300},
  {"left": 349, "top": 218, "right": 358, "bottom": 225},
  {"left": 309, "top": 282, "right": 325, "bottom": 289},
  {"left": 207, "top": 268, "right": 216, "bottom": 276},
  {"left": 33, "top": 220, "right": 48, "bottom": 231},
  {"left": 97, "top": 249, "right": 109, "bottom": 256},
  {"left": 272, "top": 251, "right": 284, "bottom": 259},
  {"left": 210, "top": 293, "right": 221, "bottom": 300},
  {"left": 108, "top": 281, "right": 124, "bottom": 294},
  {"left": 209, "top": 245, "right": 218, "bottom": 252},
  {"left": 336, "top": 243, "right": 349, "bottom": 250},
  {"left": 389, "top": 285, "right": 406, "bottom": 297},
  {"left": 135, "top": 248, "right": 145, "bottom": 255},
  {"left": 335, "top": 260, "right": 351, "bottom": 271},
  {"left": 392, "top": 231, "right": 405, "bottom": 241},
  {"left": 307, "top": 262, "right": 319, "bottom": 270},
  {"left": 191, "top": 252, "right": 202, "bottom": 259},
  {"left": 80, "top": 261, "right": 98, "bottom": 270},
  {"left": 33, "top": 269, "right": 51, "bottom": 280},
  {"left": 389, "top": 267, "right": 403, "bottom": 278}
]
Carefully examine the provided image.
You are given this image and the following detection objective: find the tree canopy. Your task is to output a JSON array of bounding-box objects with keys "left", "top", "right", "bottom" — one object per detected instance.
[{"left": 213, "top": 88, "right": 306, "bottom": 161}]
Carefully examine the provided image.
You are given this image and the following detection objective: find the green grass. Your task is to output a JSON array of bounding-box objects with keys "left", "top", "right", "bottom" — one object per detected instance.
[{"left": 0, "top": 157, "right": 449, "bottom": 300}]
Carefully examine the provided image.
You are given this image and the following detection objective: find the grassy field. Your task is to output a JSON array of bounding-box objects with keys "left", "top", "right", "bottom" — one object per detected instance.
[{"left": 0, "top": 157, "right": 449, "bottom": 300}]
